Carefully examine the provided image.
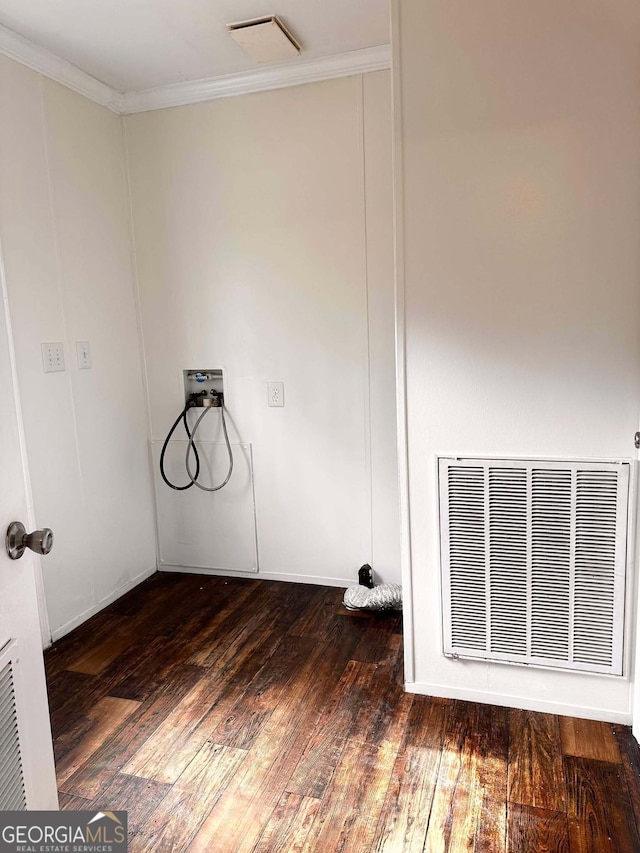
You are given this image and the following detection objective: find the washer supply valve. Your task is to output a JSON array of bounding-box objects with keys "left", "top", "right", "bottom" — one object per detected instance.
[{"left": 191, "top": 389, "right": 224, "bottom": 408}]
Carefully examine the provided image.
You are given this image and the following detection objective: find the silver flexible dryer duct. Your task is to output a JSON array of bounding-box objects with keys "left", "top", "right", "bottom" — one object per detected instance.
[
  {"left": 185, "top": 404, "right": 234, "bottom": 492},
  {"left": 343, "top": 583, "right": 402, "bottom": 612}
]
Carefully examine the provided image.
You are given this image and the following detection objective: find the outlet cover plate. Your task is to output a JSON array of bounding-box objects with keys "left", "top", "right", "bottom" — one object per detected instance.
[
  {"left": 41, "top": 342, "right": 65, "bottom": 373},
  {"left": 267, "top": 380, "right": 284, "bottom": 407}
]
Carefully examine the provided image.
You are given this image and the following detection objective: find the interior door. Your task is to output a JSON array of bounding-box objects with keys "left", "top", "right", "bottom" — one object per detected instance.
[
  {"left": 635, "top": 433, "right": 640, "bottom": 743},
  {"left": 0, "top": 278, "right": 58, "bottom": 809}
]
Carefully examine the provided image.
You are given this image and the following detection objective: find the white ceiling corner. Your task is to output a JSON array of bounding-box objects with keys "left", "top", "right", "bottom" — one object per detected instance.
[
  {"left": 0, "top": 0, "right": 391, "bottom": 114},
  {"left": 0, "top": 22, "right": 124, "bottom": 112}
]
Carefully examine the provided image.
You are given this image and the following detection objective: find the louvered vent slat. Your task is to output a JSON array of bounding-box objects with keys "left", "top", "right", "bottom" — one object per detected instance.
[
  {"left": 573, "top": 472, "right": 618, "bottom": 667},
  {"left": 440, "top": 458, "right": 628, "bottom": 675},
  {"left": 0, "top": 660, "right": 26, "bottom": 810},
  {"left": 531, "top": 468, "right": 571, "bottom": 661},
  {"left": 447, "top": 466, "right": 486, "bottom": 650},
  {"left": 489, "top": 467, "right": 527, "bottom": 656}
]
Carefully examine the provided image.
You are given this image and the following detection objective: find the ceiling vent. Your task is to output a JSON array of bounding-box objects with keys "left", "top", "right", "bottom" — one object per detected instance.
[{"left": 227, "top": 16, "right": 301, "bottom": 64}]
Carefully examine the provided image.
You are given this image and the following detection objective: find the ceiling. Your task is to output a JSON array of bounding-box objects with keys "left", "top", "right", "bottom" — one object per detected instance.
[{"left": 0, "top": 0, "right": 390, "bottom": 93}]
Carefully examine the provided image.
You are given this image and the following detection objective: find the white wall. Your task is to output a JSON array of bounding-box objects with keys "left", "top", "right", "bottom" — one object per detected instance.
[
  {"left": 364, "top": 72, "right": 400, "bottom": 581},
  {"left": 394, "top": 0, "right": 640, "bottom": 721},
  {"left": 0, "top": 55, "right": 157, "bottom": 640},
  {"left": 126, "top": 71, "right": 400, "bottom": 587}
]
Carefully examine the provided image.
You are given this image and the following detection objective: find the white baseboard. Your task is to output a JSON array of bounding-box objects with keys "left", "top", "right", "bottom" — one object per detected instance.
[
  {"left": 405, "top": 680, "right": 632, "bottom": 725},
  {"left": 49, "top": 565, "right": 157, "bottom": 644},
  {"left": 159, "top": 564, "right": 350, "bottom": 589}
]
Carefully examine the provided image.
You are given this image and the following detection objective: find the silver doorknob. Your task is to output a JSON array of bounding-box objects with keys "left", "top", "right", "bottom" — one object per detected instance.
[{"left": 6, "top": 521, "right": 54, "bottom": 560}]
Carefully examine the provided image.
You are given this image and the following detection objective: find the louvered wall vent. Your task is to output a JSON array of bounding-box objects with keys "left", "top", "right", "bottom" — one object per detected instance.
[
  {"left": 439, "top": 458, "right": 630, "bottom": 675},
  {"left": 0, "top": 649, "right": 26, "bottom": 810}
]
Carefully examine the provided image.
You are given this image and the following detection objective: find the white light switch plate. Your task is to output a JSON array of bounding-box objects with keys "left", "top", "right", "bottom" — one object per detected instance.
[
  {"left": 76, "top": 341, "right": 91, "bottom": 369},
  {"left": 267, "top": 381, "right": 284, "bottom": 407},
  {"left": 41, "top": 342, "right": 65, "bottom": 373}
]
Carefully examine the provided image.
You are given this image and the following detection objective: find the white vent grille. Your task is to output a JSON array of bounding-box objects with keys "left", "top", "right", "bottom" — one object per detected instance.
[
  {"left": 0, "top": 657, "right": 26, "bottom": 810},
  {"left": 439, "top": 458, "right": 630, "bottom": 675}
]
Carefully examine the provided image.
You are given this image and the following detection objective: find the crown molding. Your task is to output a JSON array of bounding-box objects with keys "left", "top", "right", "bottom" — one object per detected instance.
[
  {"left": 0, "top": 27, "right": 390, "bottom": 116},
  {"left": 0, "top": 22, "right": 124, "bottom": 113},
  {"left": 121, "top": 44, "right": 391, "bottom": 114}
]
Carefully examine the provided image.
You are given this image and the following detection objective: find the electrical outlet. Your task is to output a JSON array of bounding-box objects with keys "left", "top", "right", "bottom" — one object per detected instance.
[
  {"left": 76, "top": 341, "right": 91, "bottom": 369},
  {"left": 41, "top": 342, "right": 65, "bottom": 373},
  {"left": 267, "top": 380, "right": 284, "bottom": 407}
]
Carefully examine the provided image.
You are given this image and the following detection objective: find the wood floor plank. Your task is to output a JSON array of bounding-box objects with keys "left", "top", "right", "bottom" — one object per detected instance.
[
  {"left": 508, "top": 709, "right": 565, "bottom": 811},
  {"left": 45, "top": 612, "right": 130, "bottom": 679},
  {"left": 352, "top": 627, "right": 403, "bottom": 666},
  {"left": 507, "top": 803, "right": 569, "bottom": 853},
  {"left": 300, "top": 737, "right": 403, "bottom": 853},
  {"left": 298, "top": 652, "right": 413, "bottom": 853},
  {"left": 46, "top": 669, "right": 94, "bottom": 715},
  {"left": 122, "top": 614, "right": 306, "bottom": 784},
  {"left": 212, "top": 634, "right": 317, "bottom": 750},
  {"left": 53, "top": 705, "right": 107, "bottom": 768},
  {"left": 51, "top": 574, "right": 184, "bottom": 681},
  {"left": 286, "top": 659, "right": 376, "bottom": 799},
  {"left": 90, "top": 772, "right": 172, "bottom": 840},
  {"left": 564, "top": 755, "right": 640, "bottom": 852},
  {"left": 111, "top": 573, "right": 249, "bottom": 618},
  {"left": 45, "top": 574, "right": 640, "bottom": 853},
  {"left": 318, "top": 612, "right": 381, "bottom": 653},
  {"left": 58, "top": 791, "right": 92, "bottom": 810},
  {"left": 60, "top": 664, "right": 204, "bottom": 800},
  {"left": 425, "top": 701, "right": 509, "bottom": 853},
  {"left": 49, "top": 577, "right": 233, "bottom": 725},
  {"left": 121, "top": 673, "right": 228, "bottom": 784},
  {"left": 346, "top": 642, "right": 410, "bottom": 750},
  {"left": 133, "top": 741, "right": 247, "bottom": 852},
  {"left": 371, "top": 696, "right": 451, "bottom": 852},
  {"left": 287, "top": 586, "right": 344, "bottom": 639},
  {"left": 477, "top": 798, "right": 507, "bottom": 853},
  {"left": 102, "top": 578, "right": 256, "bottom": 694},
  {"left": 252, "top": 791, "right": 321, "bottom": 853},
  {"left": 56, "top": 696, "right": 141, "bottom": 787},
  {"left": 117, "top": 574, "right": 213, "bottom": 631},
  {"left": 107, "top": 621, "right": 212, "bottom": 702},
  {"left": 614, "top": 724, "right": 640, "bottom": 833},
  {"left": 350, "top": 615, "right": 403, "bottom": 665},
  {"left": 67, "top": 624, "right": 139, "bottom": 675},
  {"left": 187, "top": 580, "right": 304, "bottom": 668},
  {"left": 158, "top": 584, "right": 336, "bottom": 781},
  {"left": 50, "top": 674, "right": 124, "bottom": 741},
  {"left": 120, "top": 588, "right": 290, "bottom": 776},
  {"left": 106, "top": 573, "right": 175, "bottom": 617},
  {"left": 106, "top": 580, "right": 260, "bottom": 702},
  {"left": 185, "top": 635, "right": 360, "bottom": 853},
  {"left": 559, "top": 717, "right": 621, "bottom": 764},
  {"left": 184, "top": 584, "right": 269, "bottom": 668}
]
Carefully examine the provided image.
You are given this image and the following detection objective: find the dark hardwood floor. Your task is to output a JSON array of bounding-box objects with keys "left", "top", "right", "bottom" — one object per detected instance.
[{"left": 45, "top": 572, "right": 640, "bottom": 852}]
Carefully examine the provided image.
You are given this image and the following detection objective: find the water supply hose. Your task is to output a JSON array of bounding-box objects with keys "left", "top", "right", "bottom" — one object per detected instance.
[
  {"left": 185, "top": 404, "right": 234, "bottom": 492},
  {"left": 159, "top": 403, "right": 201, "bottom": 490}
]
